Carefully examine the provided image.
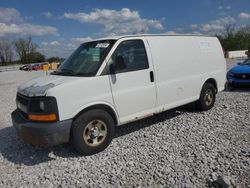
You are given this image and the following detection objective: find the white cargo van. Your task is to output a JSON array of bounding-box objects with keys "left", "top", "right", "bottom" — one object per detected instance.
[{"left": 12, "top": 35, "right": 226, "bottom": 155}]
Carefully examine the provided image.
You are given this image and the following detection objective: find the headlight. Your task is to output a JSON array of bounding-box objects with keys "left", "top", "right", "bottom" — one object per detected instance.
[
  {"left": 28, "top": 97, "right": 59, "bottom": 122},
  {"left": 227, "top": 71, "right": 234, "bottom": 77},
  {"left": 39, "top": 101, "right": 45, "bottom": 111},
  {"left": 28, "top": 113, "right": 57, "bottom": 122}
]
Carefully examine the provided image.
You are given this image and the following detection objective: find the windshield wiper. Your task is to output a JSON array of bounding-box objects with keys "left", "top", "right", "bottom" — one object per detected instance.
[
  {"left": 51, "top": 68, "right": 94, "bottom": 77},
  {"left": 51, "top": 68, "right": 77, "bottom": 76},
  {"left": 60, "top": 68, "right": 75, "bottom": 73}
]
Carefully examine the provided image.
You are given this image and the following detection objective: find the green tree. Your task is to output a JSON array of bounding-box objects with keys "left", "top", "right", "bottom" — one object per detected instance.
[
  {"left": 13, "top": 37, "right": 37, "bottom": 64},
  {"left": 26, "top": 52, "right": 45, "bottom": 63},
  {"left": 218, "top": 25, "right": 250, "bottom": 51},
  {"left": 47, "top": 56, "right": 60, "bottom": 63},
  {"left": 0, "top": 39, "right": 13, "bottom": 65}
]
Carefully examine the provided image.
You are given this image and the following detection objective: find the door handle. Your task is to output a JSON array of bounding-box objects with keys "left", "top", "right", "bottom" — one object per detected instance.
[{"left": 150, "top": 71, "right": 154, "bottom": 82}]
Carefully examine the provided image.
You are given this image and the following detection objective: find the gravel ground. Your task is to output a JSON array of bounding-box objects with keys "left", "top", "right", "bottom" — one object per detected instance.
[{"left": 0, "top": 60, "right": 249, "bottom": 187}]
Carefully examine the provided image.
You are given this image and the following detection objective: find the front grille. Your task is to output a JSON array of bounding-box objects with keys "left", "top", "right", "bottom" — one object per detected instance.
[{"left": 233, "top": 73, "right": 250, "bottom": 80}]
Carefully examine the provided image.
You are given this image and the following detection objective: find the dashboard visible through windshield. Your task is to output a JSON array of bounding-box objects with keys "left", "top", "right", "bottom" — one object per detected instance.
[{"left": 52, "top": 40, "right": 116, "bottom": 77}]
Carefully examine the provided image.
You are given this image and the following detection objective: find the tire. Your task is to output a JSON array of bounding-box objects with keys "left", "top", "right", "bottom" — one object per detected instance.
[
  {"left": 225, "top": 81, "right": 234, "bottom": 91},
  {"left": 197, "top": 83, "right": 216, "bottom": 111},
  {"left": 72, "top": 109, "right": 115, "bottom": 155}
]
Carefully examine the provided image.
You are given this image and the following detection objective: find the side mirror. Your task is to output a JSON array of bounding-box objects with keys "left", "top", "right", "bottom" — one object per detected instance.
[
  {"left": 237, "top": 62, "right": 242, "bottom": 65},
  {"left": 109, "top": 64, "right": 115, "bottom": 75}
]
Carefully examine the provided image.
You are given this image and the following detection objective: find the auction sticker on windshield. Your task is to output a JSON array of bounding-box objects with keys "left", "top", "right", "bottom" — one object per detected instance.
[{"left": 96, "top": 43, "right": 110, "bottom": 48}]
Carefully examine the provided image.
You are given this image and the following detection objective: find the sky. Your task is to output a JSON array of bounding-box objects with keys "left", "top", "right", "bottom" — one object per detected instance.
[{"left": 0, "top": 0, "right": 250, "bottom": 58}]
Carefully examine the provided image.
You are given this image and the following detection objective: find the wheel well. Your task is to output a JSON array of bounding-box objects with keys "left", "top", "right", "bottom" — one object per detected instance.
[
  {"left": 73, "top": 104, "right": 118, "bottom": 125},
  {"left": 204, "top": 78, "right": 218, "bottom": 93}
]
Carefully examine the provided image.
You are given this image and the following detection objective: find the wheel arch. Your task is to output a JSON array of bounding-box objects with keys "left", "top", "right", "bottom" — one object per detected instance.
[
  {"left": 203, "top": 78, "right": 218, "bottom": 93},
  {"left": 73, "top": 103, "right": 119, "bottom": 125}
]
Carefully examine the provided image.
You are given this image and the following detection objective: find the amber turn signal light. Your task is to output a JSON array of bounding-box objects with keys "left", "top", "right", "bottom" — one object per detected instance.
[{"left": 28, "top": 114, "right": 57, "bottom": 122}]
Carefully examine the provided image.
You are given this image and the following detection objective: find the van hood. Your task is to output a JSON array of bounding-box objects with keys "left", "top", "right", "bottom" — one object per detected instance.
[{"left": 18, "top": 75, "right": 79, "bottom": 97}]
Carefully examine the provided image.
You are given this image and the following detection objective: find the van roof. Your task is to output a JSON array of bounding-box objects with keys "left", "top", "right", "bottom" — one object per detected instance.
[{"left": 90, "top": 34, "right": 212, "bottom": 42}]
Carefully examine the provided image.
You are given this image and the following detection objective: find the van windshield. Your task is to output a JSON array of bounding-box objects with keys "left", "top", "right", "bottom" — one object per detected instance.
[{"left": 52, "top": 40, "right": 116, "bottom": 77}]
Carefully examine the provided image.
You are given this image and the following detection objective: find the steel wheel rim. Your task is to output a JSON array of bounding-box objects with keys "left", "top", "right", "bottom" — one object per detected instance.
[
  {"left": 83, "top": 120, "right": 107, "bottom": 147},
  {"left": 204, "top": 89, "right": 213, "bottom": 106}
]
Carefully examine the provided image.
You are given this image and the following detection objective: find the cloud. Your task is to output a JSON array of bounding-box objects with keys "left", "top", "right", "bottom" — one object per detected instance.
[
  {"left": 201, "top": 24, "right": 224, "bottom": 32},
  {"left": 218, "top": 5, "right": 231, "bottom": 10},
  {"left": 164, "top": 31, "right": 177, "bottom": 35},
  {"left": 190, "top": 16, "right": 236, "bottom": 34},
  {"left": 70, "top": 37, "right": 92, "bottom": 43},
  {"left": 0, "top": 7, "right": 22, "bottom": 23},
  {"left": 213, "top": 17, "right": 235, "bottom": 25},
  {"left": 218, "top": 6, "right": 223, "bottom": 10},
  {"left": 42, "top": 11, "right": 53, "bottom": 18},
  {"left": 0, "top": 7, "right": 59, "bottom": 37},
  {"left": 40, "top": 40, "right": 64, "bottom": 57},
  {"left": 64, "top": 37, "right": 93, "bottom": 50},
  {"left": 239, "top": 12, "right": 250, "bottom": 20},
  {"left": 0, "top": 23, "right": 59, "bottom": 37},
  {"left": 63, "top": 8, "right": 164, "bottom": 35},
  {"left": 190, "top": 24, "right": 198, "bottom": 29},
  {"left": 217, "top": 5, "right": 231, "bottom": 16},
  {"left": 192, "top": 31, "right": 202, "bottom": 34},
  {"left": 42, "top": 40, "right": 60, "bottom": 46},
  {"left": 39, "top": 37, "right": 93, "bottom": 58},
  {"left": 50, "top": 41, "right": 59, "bottom": 46}
]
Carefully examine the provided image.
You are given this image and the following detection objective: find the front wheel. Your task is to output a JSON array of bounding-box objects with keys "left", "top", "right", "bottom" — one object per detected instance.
[
  {"left": 197, "top": 83, "right": 216, "bottom": 111},
  {"left": 72, "top": 109, "right": 115, "bottom": 155}
]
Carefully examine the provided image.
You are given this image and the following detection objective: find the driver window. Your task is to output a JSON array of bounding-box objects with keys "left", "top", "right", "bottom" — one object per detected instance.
[{"left": 110, "top": 40, "right": 149, "bottom": 73}]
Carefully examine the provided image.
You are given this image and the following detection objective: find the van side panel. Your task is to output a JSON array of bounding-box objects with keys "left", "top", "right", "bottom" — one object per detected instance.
[{"left": 146, "top": 36, "right": 226, "bottom": 113}]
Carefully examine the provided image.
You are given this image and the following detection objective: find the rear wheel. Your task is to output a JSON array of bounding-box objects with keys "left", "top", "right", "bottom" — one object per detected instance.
[
  {"left": 72, "top": 109, "right": 115, "bottom": 155},
  {"left": 197, "top": 83, "right": 216, "bottom": 111}
]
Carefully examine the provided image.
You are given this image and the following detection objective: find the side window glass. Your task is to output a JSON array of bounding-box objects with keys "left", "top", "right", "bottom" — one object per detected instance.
[{"left": 110, "top": 40, "right": 149, "bottom": 73}]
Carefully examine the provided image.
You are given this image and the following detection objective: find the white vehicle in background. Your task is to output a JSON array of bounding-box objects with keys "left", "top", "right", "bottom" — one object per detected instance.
[
  {"left": 12, "top": 34, "right": 226, "bottom": 155},
  {"left": 225, "top": 50, "right": 248, "bottom": 59}
]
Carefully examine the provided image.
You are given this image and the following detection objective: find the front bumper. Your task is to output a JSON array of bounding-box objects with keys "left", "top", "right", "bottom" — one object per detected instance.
[
  {"left": 11, "top": 109, "right": 72, "bottom": 147},
  {"left": 227, "top": 74, "right": 250, "bottom": 86},
  {"left": 227, "top": 78, "right": 250, "bottom": 86}
]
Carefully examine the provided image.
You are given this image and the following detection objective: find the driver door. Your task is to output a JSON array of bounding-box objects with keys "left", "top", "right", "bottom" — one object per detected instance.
[{"left": 107, "top": 39, "right": 157, "bottom": 124}]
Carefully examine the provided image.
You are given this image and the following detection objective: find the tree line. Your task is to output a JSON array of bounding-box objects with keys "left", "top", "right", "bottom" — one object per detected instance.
[
  {"left": 0, "top": 37, "right": 64, "bottom": 66},
  {"left": 216, "top": 25, "right": 250, "bottom": 52},
  {"left": 0, "top": 37, "right": 46, "bottom": 65}
]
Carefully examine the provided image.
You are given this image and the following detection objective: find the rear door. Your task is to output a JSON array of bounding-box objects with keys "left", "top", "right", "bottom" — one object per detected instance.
[{"left": 107, "top": 38, "right": 157, "bottom": 123}]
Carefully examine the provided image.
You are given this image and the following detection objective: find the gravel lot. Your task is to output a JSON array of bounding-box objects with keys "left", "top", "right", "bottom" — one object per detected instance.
[{"left": 0, "top": 60, "right": 249, "bottom": 187}]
